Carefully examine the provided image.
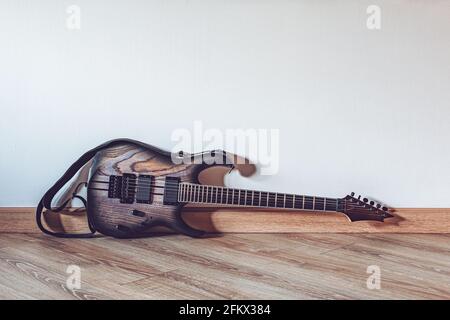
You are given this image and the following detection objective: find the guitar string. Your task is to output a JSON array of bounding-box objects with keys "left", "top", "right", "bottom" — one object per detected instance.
[
  {"left": 88, "top": 180, "right": 378, "bottom": 209},
  {"left": 90, "top": 180, "right": 341, "bottom": 203},
  {"left": 89, "top": 187, "right": 343, "bottom": 209},
  {"left": 88, "top": 189, "right": 341, "bottom": 208},
  {"left": 91, "top": 178, "right": 334, "bottom": 198},
  {"left": 93, "top": 180, "right": 339, "bottom": 200},
  {"left": 91, "top": 183, "right": 338, "bottom": 203},
  {"left": 86, "top": 188, "right": 379, "bottom": 212},
  {"left": 89, "top": 178, "right": 376, "bottom": 207},
  {"left": 91, "top": 179, "right": 361, "bottom": 203}
]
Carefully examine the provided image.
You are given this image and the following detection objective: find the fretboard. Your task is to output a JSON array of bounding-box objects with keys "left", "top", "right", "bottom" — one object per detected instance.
[{"left": 178, "top": 183, "right": 342, "bottom": 212}]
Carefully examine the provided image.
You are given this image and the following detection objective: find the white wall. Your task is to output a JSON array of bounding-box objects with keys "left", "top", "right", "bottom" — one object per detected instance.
[{"left": 0, "top": 0, "right": 449, "bottom": 207}]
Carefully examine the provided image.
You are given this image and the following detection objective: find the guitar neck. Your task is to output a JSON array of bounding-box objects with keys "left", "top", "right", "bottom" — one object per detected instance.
[{"left": 178, "top": 182, "right": 344, "bottom": 212}]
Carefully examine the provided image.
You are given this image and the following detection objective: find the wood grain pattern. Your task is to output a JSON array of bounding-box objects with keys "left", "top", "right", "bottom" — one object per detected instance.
[
  {"left": 1, "top": 207, "right": 449, "bottom": 234},
  {"left": 0, "top": 233, "right": 449, "bottom": 299},
  {"left": 86, "top": 142, "right": 238, "bottom": 237}
]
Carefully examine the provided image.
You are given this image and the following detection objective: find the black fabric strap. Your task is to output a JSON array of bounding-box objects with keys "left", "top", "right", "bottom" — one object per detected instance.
[{"left": 36, "top": 138, "right": 173, "bottom": 238}]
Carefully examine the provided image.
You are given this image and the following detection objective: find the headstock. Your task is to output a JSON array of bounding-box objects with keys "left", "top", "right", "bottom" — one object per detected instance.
[{"left": 340, "top": 192, "right": 393, "bottom": 222}]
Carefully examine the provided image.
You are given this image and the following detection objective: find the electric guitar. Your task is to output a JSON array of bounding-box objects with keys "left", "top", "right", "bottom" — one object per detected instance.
[{"left": 81, "top": 140, "right": 393, "bottom": 238}]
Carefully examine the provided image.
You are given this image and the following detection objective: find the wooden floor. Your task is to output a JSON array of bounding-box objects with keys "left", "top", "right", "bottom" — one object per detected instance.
[{"left": 0, "top": 233, "right": 449, "bottom": 299}]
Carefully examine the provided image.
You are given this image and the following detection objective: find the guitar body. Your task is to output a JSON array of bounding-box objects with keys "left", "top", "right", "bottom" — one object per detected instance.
[{"left": 87, "top": 142, "right": 232, "bottom": 238}]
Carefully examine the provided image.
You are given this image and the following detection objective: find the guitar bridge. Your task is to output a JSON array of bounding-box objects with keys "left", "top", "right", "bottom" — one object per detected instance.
[
  {"left": 163, "top": 177, "right": 180, "bottom": 205},
  {"left": 108, "top": 174, "right": 153, "bottom": 204}
]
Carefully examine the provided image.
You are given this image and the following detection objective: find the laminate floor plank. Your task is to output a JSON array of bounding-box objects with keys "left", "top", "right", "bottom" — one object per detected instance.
[{"left": 0, "top": 233, "right": 448, "bottom": 299}]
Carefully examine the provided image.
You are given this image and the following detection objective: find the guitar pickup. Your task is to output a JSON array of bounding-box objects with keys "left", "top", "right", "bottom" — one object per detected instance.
[
  {"left": 108, "top": 174, "right": 153, "bottom": 204},
  {"left": 108, "top": 174, "right": 136, "bottom": 203},
  {"left": 108, "top": 175, "right": 123, "bottom": 199},
  {"left": 136, "top": 175, "right": 153, "bottom": 204},
  {"left": 163, "top": 177, "right": 180, "bottom": 205},
  {"left": 120, "top": 173, "right": 136, "bottom": 204}
]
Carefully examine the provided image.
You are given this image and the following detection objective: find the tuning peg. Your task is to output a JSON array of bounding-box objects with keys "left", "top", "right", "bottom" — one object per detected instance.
[
  {"left": 350, "top": 192, "right": 355, "bottom": 197},
  {"left": 376, "top": 204, "right": 381, "bottom": 209},
  {"left": 370, "top": 201, "right": 375, "bottom": 206},
  {"left": 363, "top": 198, "right": 368, "bottom": 203},
  {"left": 357, "top": 195, "right": 361, "bottom": 200},
  {"left": 382, "top": 206, "right": 388, "bottom": 211}
]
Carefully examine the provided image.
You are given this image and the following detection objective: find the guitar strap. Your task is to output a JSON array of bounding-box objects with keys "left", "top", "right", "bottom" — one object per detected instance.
[{"left": 36, "top": 138, "right": 173, "bottom": 238}]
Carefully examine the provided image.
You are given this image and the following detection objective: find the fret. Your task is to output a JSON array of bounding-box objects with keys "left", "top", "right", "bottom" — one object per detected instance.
[
  {"left": 268, "top": 192, "right": 276, "bottom": 207},
  {"left": 253, "top": 191, "right": 260, "bottom": 206},
  {"left": 239, "top": 190, "right": 245, "bottom": 205},
  {"left": 218, "top": 188, "right": 223, "bottom": 204},
  {"left": 283, "top": 194, "right": 286, "bottom": 208},
  {"left": 286, "top": 194, "right": 294, "bottom": 208},
  {"left": 302, "top": 195, "right": 305, "bottom": 209},
  {"left": 276, "top": 193, "right": 284, "bottom": 208},
  {"left": 213, "top": 187, "right": 216, "bottom": 203},
  {"left": 294, "top": 195, "right": 302, "bottom": 209},
  {"left": 216, "top": 187, "right": 220, "bottom": 203},
  {"left": 221, "top": 188, "right": 225, "bottom": 204},
  {"left": 304, "top": 196, "right": 314, "bottom": 210},
  {"left": 227, "top": 189, "right": 233, "bottom": 204},
  {"left": 233, "top": 189, "right": 239, "bottom": 204},
  {"left": 260, "top": 192, "right": 267, "bottom": 207},
  {"left": 209, "top": 186, "right": 212, "bottom": 203},
  {"left": 196, "top": 185, "right": 200, "bottom": 202},
  {"left": 187, "top": 184, "right": 191, "bottom": 202},
  {"left": 208, "top": 187, "right": 212, "bottom": 203},
  {"left": 325, "top": 198, "right": 337, "bottom": 211},
  {"left": 315, "top": 197, "right": 324, "bottom": 211},
  {"left": 246, "top": 190, "right": 253, "bottom": 206}
]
